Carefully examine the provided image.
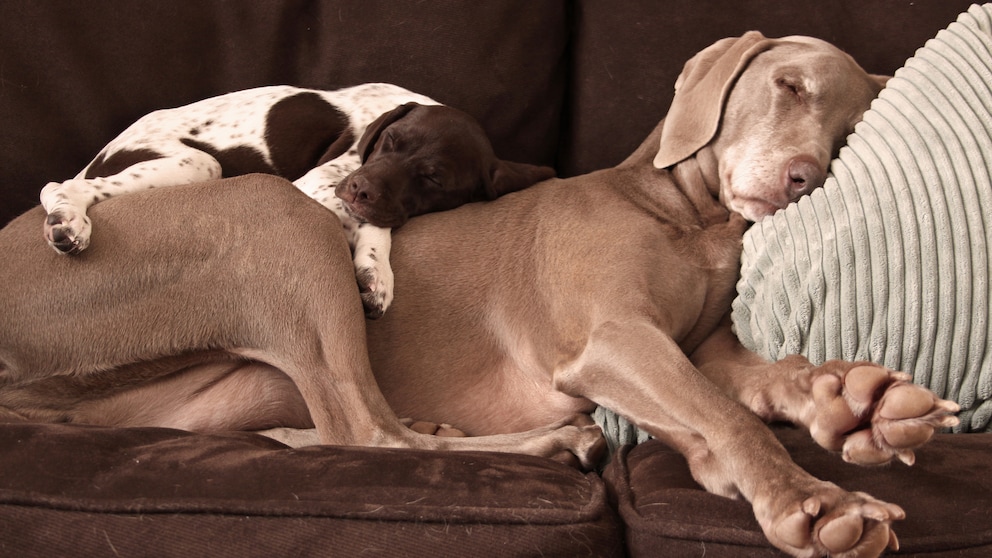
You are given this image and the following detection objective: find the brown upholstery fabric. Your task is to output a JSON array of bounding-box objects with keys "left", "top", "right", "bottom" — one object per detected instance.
[
  {"left": 0, "top": 420, "right": 622, "bottom": 557},
  {"left": 0, "top": 0, "right": 975, "bottom": 223},
  {"left": 604, "top": 427, "right": 992, "bottom": 556}
]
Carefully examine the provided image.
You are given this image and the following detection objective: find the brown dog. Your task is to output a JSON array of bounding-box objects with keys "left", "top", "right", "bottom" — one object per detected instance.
[
  {"left": 0, "top": 32, "right": 961, "bottom": 557},
  {"left": 367, "top": 32, "right": 957, "bottom": 557},
  {"left": 0, "top": 176, "right": 606, "bottom": 464}
]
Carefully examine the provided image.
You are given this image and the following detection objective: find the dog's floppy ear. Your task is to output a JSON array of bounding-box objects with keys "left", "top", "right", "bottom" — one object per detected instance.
[
  {"left": 485, "top": 160, "right": 556, "bottom": 199},
  {"left": 653, "top": 31, "right": 776, "bottom": 169},
  {"left": 358, "top": 102, "right": 420, "bottom": 163}
]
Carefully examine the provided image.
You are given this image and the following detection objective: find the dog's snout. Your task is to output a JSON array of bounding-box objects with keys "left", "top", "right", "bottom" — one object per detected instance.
[
  {"left": 339, "top": 176, "right": 378, "bottom": 205},
  {"left": 785, "top": 157, "right": 825, "bottom": 197}
]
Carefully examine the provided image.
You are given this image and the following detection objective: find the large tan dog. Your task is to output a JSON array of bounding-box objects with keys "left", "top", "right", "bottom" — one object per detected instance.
[
  {"left": 362, "top": 32, "right": 959, "bottom": 556},
  {"left": 0, "top": 32, "right": 960, "bottom": 557}
]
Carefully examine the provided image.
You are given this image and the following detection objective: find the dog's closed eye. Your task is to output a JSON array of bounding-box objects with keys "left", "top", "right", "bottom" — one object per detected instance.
[
  {"left": 775, "top": 76, "right": 807, "bottom": 102},
  {"left": 380, "top": 131, "right": 399, "bottom": 152},
  {"left": 422, "top": 174, "right": 444, "bottom": 188},
  {"left": 418, "top": 165, "right": 445, "bottom": 188}
]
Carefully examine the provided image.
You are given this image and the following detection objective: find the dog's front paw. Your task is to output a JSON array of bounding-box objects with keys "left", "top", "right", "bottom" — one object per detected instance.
[
  {"left": 808, "top": 362, "right": 960, "bottom": 466},
  {"left": 40, "top": 182, "right": 92, "bottom": 255},
  {"left": 43, "top": 210, "right": 92, "bottom": 255},
  {"left": 355, "top": 267, "right": 393, "bottom": 320},
  {"left": 355, "top": 261, "right": 393, "bottom": 319},
  {"left": 760, "top": 481, "right": 903, "bottom": 558}
]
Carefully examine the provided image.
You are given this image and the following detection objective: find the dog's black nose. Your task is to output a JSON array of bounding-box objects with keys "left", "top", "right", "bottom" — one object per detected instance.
[{"left": 786, "top": 157, "right": 825, "bottom": 197}]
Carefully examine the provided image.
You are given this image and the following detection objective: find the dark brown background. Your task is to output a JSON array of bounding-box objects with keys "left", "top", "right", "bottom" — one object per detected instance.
[{"left": 0, "top": 0, "right": 974, "bottom": 226}]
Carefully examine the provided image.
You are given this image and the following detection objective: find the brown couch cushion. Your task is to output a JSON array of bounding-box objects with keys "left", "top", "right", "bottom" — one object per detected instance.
[
  {"left": 0, "top": 0, "right": 568, "bottom": 227},
  {"left": 0, "top": 420, "right": 622, "bottom": 557},
  {"left": 604, "top": 427, "right": 992, "bottom": 556}
]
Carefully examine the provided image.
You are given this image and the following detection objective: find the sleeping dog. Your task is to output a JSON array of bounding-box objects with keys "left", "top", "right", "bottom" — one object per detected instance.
[
  {"left": 7, "top": 34, "right": 962, "bottom": 557},
  {"left": 38, "top": 83, "right": 554, "bottom": 316}
]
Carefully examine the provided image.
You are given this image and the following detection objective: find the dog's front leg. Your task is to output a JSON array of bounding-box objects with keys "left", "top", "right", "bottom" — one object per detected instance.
[
  {"left": 690, "top": 315, "right": 960, "bottom": 466},
  {"left": 294, "top": 164, "right": 393, "bottom": 318},
  {"left": 349, "top": 224, "right": 393, "bottom": 318},
  {"left": 558, "top": 319, "right": 902, "bottom": 557}
]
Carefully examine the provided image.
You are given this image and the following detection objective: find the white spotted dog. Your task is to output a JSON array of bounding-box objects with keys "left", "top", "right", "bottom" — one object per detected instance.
[{"left": 39, "top": 83, "right": 553, "bottom": 317}]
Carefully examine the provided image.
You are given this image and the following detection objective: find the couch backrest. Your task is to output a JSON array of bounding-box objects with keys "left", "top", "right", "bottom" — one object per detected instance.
[
  {"left": 0, "top": 0, "right": 976, "bottom": 227},
  {"left": 0, "top": 0, "right": 569, "bottom": 226},
  {"left": 561, "top": 0, "right": 977, "bottom": 176}
]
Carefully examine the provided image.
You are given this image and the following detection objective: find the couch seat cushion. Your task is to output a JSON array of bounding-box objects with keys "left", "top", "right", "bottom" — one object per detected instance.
[
  {"left": 0, "top": 421, "right": 622, "bottom": 557},
  {"left": 604, "top": 427, "right": 992, "bottom": 556}
]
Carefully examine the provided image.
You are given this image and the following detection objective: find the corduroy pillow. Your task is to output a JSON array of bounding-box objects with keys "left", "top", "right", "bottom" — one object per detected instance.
[{"left": 734, "top": 3, "right": 992, "bottom": 432}]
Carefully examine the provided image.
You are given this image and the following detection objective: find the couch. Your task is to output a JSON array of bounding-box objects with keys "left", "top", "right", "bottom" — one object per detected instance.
[{"left": 1, "top": 1, "right": 990, "bottom": 556}]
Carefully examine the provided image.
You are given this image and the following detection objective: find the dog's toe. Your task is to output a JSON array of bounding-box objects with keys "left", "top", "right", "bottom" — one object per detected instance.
[
  {"left": 558, "top": 417, "right": 607, "bottom": 470},
  {"left": 400, "top": 418, "right": 467, "bottom": 437},
  {"left": 360, "top": 290, "right": 387, "bottom": 319}
]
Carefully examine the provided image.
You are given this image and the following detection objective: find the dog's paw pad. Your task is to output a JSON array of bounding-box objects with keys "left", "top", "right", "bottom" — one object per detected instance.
[
  {"left": 843, "top": 365, "right": 890, "bottom": 410},
  {"left": 840, "top": 430, "right": 896, "bottom": 465},
  {"left": 774, "top": 507, "right": 812, "bottom": 549},
  {"left": 819, "top": 512, "right": 865, "bottom": 553},
  {"left": 878, "top": 382, "right": 951, "bottom": 420},
  {"left": 814, "top": 500, "right": 903, "bottom": 556},
  {"left": 765, "top": 485, "right": 903, "bottom": 557},
  {"left": 810, "top": 374, "right": 859, "bottom": 449},
  {"left": 810, "top": 363, "right": 960, "bottom": 465}
]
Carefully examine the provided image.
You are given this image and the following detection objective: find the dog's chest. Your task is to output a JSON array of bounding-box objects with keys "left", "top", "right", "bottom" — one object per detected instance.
[{"left": 617, "top": 215, "right": 742, "bottom": 341}]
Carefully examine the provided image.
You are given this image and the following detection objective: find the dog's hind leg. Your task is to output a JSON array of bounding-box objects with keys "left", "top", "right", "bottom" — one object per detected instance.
[
  {"left": 256, "top": 415, "right": 605, "bottom": 470},
  {"left": 180, "top": 175, "right": 605, "bottom": 467},
  {"left": 257, "top": 419, "right": 465, "bottom": 448},
  {"left": 40, "top": 148, "right": 222, "bottom": 254},
  {"left": 241, "top": 256, "right": 605, "bottom": 467}
]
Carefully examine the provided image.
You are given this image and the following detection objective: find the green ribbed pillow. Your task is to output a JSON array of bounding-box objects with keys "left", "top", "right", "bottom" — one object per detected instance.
[{"left": 733, "top": 4, "right": 992, "bottom": 432}]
